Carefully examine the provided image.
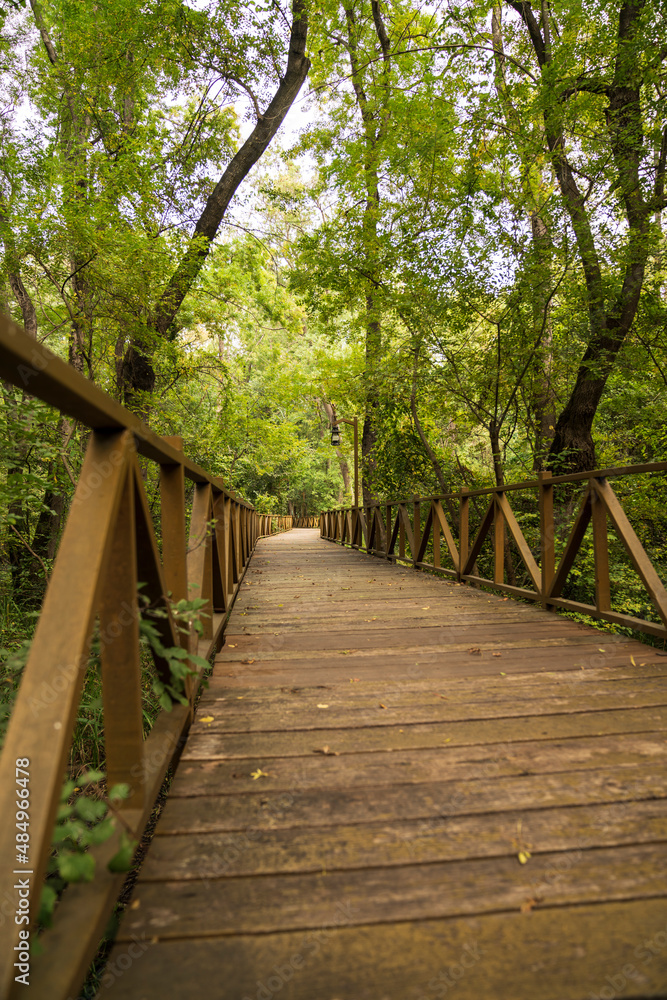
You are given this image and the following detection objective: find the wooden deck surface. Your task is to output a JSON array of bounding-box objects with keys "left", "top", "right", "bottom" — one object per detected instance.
[{"left": 103, "top": 528, "right": 667, "bottom": 999}]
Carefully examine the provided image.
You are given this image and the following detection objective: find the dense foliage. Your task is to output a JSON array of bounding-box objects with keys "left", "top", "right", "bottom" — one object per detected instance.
[{"left": 1, "top": 0, "right": 667, "bottom": 694}]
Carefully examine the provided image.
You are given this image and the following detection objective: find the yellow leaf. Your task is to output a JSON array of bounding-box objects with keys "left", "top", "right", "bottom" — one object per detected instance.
[
  {"left": 317, "top": 703, "right": 329, "bottom": 708},
  {"left": 199, "top": 716, "right": 214, "bottom": 723},
  {"left": 630, "top": 655, "right": 636, "bottom": 665},
  {"left": 422, "top": 606, "right": 430, "bottom": 609},
  {"left": 518, "top": 850, "right": 531, "bottom": 864},
  {"left": 500, "top": 672, "right": 506, "bottom": 676},
  {"left": 250, "top": 769, "right": 269, "bottom": 780}
]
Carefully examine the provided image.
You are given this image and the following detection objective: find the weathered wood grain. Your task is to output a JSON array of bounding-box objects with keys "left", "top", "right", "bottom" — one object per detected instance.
[
  {"left": 139, "top": 799, "right": 667, "bottom": 880},
  {"left": 103, "top": 898, "right": 667, "bottom": 1000},
  {"left": 106, "top": 529, "right": 667, "bottom": 1000},
  {"left": 156, "top": 764, "right": 667, "bottom": 833}
]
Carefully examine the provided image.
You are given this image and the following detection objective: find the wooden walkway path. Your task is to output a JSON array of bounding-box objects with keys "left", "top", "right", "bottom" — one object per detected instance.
[{"left": 104, "top": 528, "right": 667, "bottom": 999}]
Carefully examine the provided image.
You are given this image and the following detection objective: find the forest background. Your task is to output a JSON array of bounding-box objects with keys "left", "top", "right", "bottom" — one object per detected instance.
[
  {"left": 1, "top": 0, "right": 667, "bottom": 968},
  {"left": 1, "top": 0, "right": 667, "bottom": 624}
]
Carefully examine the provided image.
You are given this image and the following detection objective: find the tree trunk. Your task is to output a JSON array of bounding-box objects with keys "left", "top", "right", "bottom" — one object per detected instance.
[
  {"left": 511, "top": 0, "right": 656, "bottom": 473},
  {"left": 119, "top": 0, "right": 310, "bottom": 413}
]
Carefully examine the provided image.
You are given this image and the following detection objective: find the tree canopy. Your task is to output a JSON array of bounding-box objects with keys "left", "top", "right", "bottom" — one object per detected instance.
[{"left": 1, "top": 0, "right": 666, "bottom": 581}]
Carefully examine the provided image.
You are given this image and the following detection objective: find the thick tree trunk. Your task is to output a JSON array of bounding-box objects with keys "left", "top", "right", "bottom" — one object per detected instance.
[
  {"left": 511, "top": 0, "right": 656, "bottom": 473},
  {"left": 120, "top": 0, "right": 310, "bottom": 412}
]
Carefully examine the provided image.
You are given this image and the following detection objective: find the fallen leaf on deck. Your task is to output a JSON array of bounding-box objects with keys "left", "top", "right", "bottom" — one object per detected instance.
[
  {"left": 518, "top": 850, "right": 531, "bottom": 864},
  {"left": 500, "top": 672, "right": 507, "bottom": 676},
  {"left": 130, "top": 899, "right": 141, "bottom": 910},
  {"left": 317, "top": 703, "right": 329, "bottom": 708},
  {"left": 468, "top": 646, "right": 481, "bottom": 655},
  {"left": 199, "top": 716, "right": 214, "bottom": 723},
  {"left": 379, "top": 703, "right": 387, "bottom": 709},
  {"left": 422, "top": 606, "right": 430, "bottom": 610},
  {"left": 492, "top": 652, "right": 502, "bottom": 657},
  {"left": 441, "top": 738, "right": 452, "bottom": 744},
  {"left": 349, "top": 677, "right": 360, "bottom": 683},
  {"left": 242, "top": 659, "right": 255, "bottom": 664},
  {"left": 228, "top": 644, "right": 237, "bottom": 648},
  {"left": 631, "top": 655, "right": 636, "bottom": 665},
  {"left": 251, "top": 769, "right": 269, "bottom": 780},
  {"left": 520, "top": 898, "right": 539, "bottom": 912},
  {"left": 313, "top": 746, "right": 339, "bottom": 756}
]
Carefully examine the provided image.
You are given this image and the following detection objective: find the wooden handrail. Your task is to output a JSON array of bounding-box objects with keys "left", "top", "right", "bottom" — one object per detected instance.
[
  {"left": 0, "top": 316, "right": 292, "bottom": 998},
  {"left": 321, "top": 470, "right": 667, "bottom": 642}
]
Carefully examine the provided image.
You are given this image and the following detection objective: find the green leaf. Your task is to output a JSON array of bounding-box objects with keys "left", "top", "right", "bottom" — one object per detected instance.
[
  {"left": 108, "top": 782, "right": 131, "bottom": 802},
  {"left": 107, "top": 835, "right": 137, "bottom": 873},
  {"left": 37, "top": 884, "right": 58, "bottom": 928},
  {"left": 57, "top": 850, "right": 96, "bottom": 883},
  {"left": 87, "top": 816, "right": 116, "bottom": 845},
  {"left": 74, "top": 797, "right": 107, "bottom": 822},
  {"left": 158, "top": 690, "right": 173, "bottom": 711},
  {"left": 76, "top": 769, "right": 104, "bottom": 787}
]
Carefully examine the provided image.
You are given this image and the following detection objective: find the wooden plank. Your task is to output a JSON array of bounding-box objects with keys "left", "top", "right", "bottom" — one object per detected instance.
[
  {"left": 137, "top": 799, "right": 667, "bottom": 881},
  {"left": 122, "top": 841, "right": 667, "bottom": 939},
  {"left": 168, "top": 731, "right": 667, "bottom": 796},
  {"left": 100, "top": 898, "right": 667, "bottom": 1000},
  {"left": 210, "top": 645, "right": 665, "bottom": 685},
  {"left": 200, "top": 674, "right": 667, "bottom": 735},
  {"left": 183, "top": 708, "right": 667, "bottom": 754},
  {"left": 215, "top": 624, "right": 631, "bottom": 656},
  {"left": 156, "top": 764, "right": 667, "bottom": 834}
]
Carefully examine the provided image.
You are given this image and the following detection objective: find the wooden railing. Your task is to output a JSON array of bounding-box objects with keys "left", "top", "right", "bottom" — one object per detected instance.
[
  {"left": 257, "top": 514, "right": 294, "bottom": 535},
  {"left": 293, "top": 515, "right": 319, "bottom": 528},
  {"left": 0, "top": 316, "right": 291, "bottom": 999},
  {"left": 321, "top": 466, "right": 667, "bottom": 641}
]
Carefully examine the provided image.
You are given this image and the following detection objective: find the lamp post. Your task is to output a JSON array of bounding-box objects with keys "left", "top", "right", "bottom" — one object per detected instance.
[{"left": 330, "top": 415, "right": 359, "bottom": 509}]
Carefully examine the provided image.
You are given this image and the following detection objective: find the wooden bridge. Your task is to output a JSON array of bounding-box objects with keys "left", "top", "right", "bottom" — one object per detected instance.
[{"left": 0, "top": 316, "right": 666, "bottom": 999}]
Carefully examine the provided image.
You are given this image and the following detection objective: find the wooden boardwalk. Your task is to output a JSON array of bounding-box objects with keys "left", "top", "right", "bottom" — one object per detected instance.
[{"left": 104, "top": 528, "right": 667, "bottom": 999}]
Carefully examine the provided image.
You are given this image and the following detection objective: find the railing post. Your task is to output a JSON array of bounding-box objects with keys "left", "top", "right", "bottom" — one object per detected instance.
[
  {"left": 188, "top": 484, "right": 214, "bottom": 640},
  {"left": 592, "top": 477, "right": 611, "bottom": 612},
  {"left": 159, "top": 436, "right": 187, "bottom": 612},
  {"left": 494, "top": 490, "right": 505, "bottom": 585},
  {"left": 459, "top": 488, "right": 469, "bottom": 582},
  {"left": 99, "top": 464, "right": 144, "bottom": 808},
  {"left": 385, "top": 504, "right": 391, "bottom": 560},
  {"left": 413, "top": 497, "right": 421, "bottom": 567},
  {"left": 433, "top": 502, "right": 441, "bottom": 569},
  {"left": 399, "top": 505, "right": 406, "bottom": 560},
  {"left": 539, "top": 470, "right": 555, "bottom": 609}
]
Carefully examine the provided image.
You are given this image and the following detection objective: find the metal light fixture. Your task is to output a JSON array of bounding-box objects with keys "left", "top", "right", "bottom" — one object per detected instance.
[{"left": 330, "top": 425, "right": 341, "bottom": 446}]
